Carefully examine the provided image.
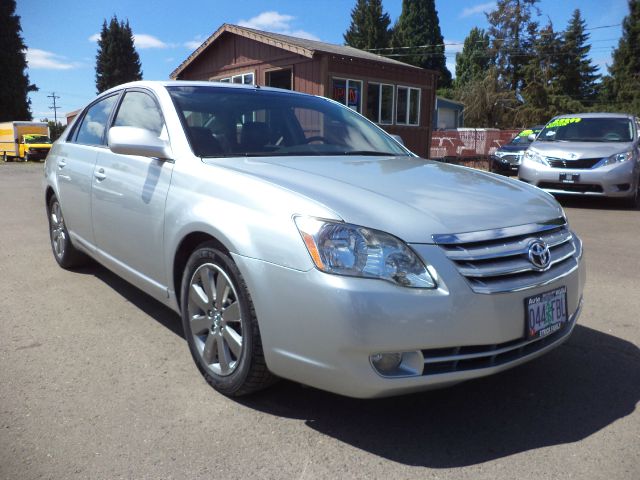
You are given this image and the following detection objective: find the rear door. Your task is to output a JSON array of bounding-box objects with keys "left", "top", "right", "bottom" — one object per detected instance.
[
  {"left": 54, "top": 94, "right": 119, "bottom": 250},
  {"left": 91, "top": 88, "right": 174, "bottom": 298}
]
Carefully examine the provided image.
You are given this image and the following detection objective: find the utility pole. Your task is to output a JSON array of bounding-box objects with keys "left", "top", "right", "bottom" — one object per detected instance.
[{"left": 48, "top": 92, "right": 61, "bottom": 125}]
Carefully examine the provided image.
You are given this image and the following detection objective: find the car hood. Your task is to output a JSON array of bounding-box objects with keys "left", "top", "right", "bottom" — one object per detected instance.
[
  {"left": 530, "top": 141, "right": 634, "bottom": 159},
  {"left": 497, "top": 143, "right": 528, "bottom": 153},
  {"left": 203, "top": 156, "right": 563, "bottom": 243}
]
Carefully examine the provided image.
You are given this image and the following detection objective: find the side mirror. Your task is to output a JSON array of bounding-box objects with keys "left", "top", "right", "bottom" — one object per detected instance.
[
  {"left": 390, "top": 134, "right": 405, "bottom": 146},
  {"left": 527, "top": 133, "right": 537, "bottom": 142},
  {"left": 108, "top": 126, "right": 172, "bottom": 160}
]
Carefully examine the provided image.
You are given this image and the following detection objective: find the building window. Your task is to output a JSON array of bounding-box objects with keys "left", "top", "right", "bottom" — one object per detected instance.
[
  {"left": 331, "top": 78, "right": 362, "bottom": 113},
  {"left": 217, "top": 72, "right": 255, "bottom": 84},
  {"left": 366, "top": 83, "right": 394, "bottom": 125},
  {"left": 396, "top": 86, "right": 421, "bottom": 126}
]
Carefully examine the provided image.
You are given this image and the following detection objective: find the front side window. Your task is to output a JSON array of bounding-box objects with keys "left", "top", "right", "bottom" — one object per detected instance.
[
  {"left": 168, "top": 86, "right": 409, "bottom": 158},
  {"left": 113, "top": 91, "right": 165, "bottom": 136},
  {"left": 331, "top": 78, "right": 362, "bottom": 113},
  {"left": 74, "top": 94, "right": 118, "bottom": 145}
]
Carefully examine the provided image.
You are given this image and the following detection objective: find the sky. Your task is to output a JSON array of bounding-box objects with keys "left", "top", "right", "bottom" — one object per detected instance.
[{"left": 18, "top": 0, "right": 629, "bottom": 124}]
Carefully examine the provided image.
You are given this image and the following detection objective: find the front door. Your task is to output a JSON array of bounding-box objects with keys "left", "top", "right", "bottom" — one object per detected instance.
[{"left": 91, "top": 89, "right": 173, "bottom": 299}]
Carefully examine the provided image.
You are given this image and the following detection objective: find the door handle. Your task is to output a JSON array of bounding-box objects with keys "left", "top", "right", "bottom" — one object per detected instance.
[
  {"left": 58, "top": 159, "right": 67, "bottom": 169},
  {"left": 94, "top": 168, "right": 106, "bottom": 181}
]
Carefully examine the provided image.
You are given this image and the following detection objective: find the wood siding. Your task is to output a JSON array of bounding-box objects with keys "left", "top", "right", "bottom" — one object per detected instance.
[{"left": 176, "top": 32, "right": 436, "bottom": 156}]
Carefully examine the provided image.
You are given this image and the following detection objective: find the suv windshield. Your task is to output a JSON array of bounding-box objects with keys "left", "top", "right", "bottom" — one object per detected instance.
[
  {"left": 167, "top": 86, "right": 409, "bottom": 158},
  {"left": 24, "top": 134, "right": 51, "bottom": 144},
  {"left": 538, "top": 117, "right": 634, "bottom": 143},
  {"left": 509, "top": 128, "right": 541, "bottom": 145}
]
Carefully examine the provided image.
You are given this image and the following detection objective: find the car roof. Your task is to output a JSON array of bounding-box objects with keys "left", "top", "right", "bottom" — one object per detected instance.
[
  {"left": 100, "top": 80, "right": 310, "bottom": 98},
  {"left": 552, "top": 112, "right": 636, "bottom": 120}
]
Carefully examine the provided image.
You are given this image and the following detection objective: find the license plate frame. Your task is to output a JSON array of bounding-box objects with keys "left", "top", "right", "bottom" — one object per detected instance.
[
  {"left": 559, "top": 173, "right": 580, "bottom": 183},
  {"left": 525, "top": 286, "right": 568, "bottom": 340}
]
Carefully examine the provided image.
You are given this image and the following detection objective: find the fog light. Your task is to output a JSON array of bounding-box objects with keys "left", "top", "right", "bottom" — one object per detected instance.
[{"left": 370, "top": 352, "right": 402, "bottom": 373}]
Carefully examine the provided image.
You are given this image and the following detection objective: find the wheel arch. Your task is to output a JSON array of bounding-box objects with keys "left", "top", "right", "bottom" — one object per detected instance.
[{"left": 172, "top": 231, "right": 230, "bottom": 310}]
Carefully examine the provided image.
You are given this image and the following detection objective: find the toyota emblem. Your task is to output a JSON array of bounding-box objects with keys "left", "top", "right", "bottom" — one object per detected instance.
[{"left": 528, "top": 240, "right": 551, "bottom": 271}]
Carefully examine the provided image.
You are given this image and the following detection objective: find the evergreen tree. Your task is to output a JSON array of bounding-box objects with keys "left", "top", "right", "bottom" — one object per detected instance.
[
  {"left": 606, "top": 0, "right": 640, "bottom": 112},
  {"left": 454, "top": 27, "right": 493, "bottom": 88},
  {"left": 556, "top": 10, "right": 600, "bottom": 102},
  {"left": 391, "top": 0, "right": 452, "bottom": 87},
  {"left": 343, "top": 0, "right": 392, "bottom": 50},
  {"left": 486, "top": 0, "right": 540, "bottom": 92},
  {"left": 95, "top": 17, "right": 142, "bottom": 94},
  {"left": 0, "top": 0, "right": 37, "bottom": 121}
]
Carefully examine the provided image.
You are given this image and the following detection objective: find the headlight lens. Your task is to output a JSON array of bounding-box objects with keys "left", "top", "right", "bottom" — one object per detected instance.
[
  {"left": 523, "top": 150, "right": 549, "bottom": 166},
  {"left": 294, "top": 217, "right": 436, "bottom": 288},
  {"left": 600, "top": 150, "right": 633, "bottom": 167},
  {"left": 494, "top": 150, "right": 507, "bottom": 158}
]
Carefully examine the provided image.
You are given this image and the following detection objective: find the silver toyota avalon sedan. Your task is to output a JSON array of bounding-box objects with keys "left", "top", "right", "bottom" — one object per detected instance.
[
  {"left": 44, "top": 81, "right": 585, "bottom": 398},
  {"left": 519, "top": 113, "right": 640, "bottom": 207}
]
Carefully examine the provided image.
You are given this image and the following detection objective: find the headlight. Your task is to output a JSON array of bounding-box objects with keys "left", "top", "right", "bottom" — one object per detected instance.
[
  {"left": 523, "top": 150, "right": 549, "bottom": 166},
  {"left": 599, "top": 151, "right": 633, "bottom": 167},
  {"left": 294, "top": 217, "right": 437, "bottom": 288},
  {"left": 494, "top": 150, "right": 507, "bottom": 158}
]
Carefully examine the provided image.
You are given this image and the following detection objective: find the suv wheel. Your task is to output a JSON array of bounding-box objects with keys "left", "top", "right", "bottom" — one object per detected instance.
[{"left": 180, "top": 243, "right": 275, "bottom": 396}]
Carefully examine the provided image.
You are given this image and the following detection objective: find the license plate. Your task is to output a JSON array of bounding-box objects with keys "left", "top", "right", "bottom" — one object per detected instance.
[
  {"left": 525, "top": 286, "right": 568, "bottom": 340},
  {"left": 559, "top": 173, "right": 580, "bottom": 183}
]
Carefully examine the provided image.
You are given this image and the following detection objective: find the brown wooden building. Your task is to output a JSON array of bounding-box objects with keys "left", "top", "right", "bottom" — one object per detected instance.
[{"left": 170, "top": 24, "right": 437, "bottom": 157}]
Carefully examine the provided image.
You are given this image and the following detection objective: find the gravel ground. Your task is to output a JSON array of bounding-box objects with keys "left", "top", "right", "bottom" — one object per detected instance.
[{"left": 1, "top": 162, "right": 638, "bottom": 480}]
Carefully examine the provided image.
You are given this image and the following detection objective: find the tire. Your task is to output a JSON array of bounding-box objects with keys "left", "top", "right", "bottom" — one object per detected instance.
[
  {"left": 2, "top": 152, "right": 6, "bottom": 162},
  {"left": 180, "top": 243, "right": 275, "bottom": 396},
  {"left": 47, "top": 195, "right": 88, "bottom": 268},
  {"left": 624, "top": 176, "right": 640, "bottom": 210},
  {"left": 24, "top": 153, "right": 30, "bottom": 162}
]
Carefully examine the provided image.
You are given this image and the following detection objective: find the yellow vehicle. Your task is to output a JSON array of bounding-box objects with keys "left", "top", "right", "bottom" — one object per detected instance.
[{"left": 0, "top": 121, "right": 52, "bottom": 162}]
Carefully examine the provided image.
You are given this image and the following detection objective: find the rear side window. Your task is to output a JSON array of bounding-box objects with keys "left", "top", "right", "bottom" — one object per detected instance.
[
  {"left": 74, "top": 95, "right": 118, "bottom": 146},
  {"left": 113, "top": 91, "right": 164, "bottom": 135}
]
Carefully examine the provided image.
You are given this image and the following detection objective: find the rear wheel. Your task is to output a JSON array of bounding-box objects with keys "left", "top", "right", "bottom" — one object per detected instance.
[
  {"left": 47, "top": 195, "right": 88, "bottom": 268},
  {"left": 180, "top": 243, "right": 275, "bottom": 396}
]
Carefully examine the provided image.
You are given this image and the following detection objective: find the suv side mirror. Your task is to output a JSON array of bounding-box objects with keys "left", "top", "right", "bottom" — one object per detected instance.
[
  {"left": 527, "top": 133, "right": 537, "bottom": 142},
  {"left": 108, "top": 126, "right": 172, "bottom": 160}
]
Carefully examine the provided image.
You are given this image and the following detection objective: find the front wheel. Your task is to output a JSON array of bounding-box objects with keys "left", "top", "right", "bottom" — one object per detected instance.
[
  {"left": 624, "top": 175, "right": 640, "bottom": 209},
  {"left": 180, "top": 244, "right": 275, "bottom": 396}
]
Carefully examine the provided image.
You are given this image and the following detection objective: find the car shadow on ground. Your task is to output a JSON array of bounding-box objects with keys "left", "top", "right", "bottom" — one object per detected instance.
[
  {"left": 555, "top": 194, "right": 637, "bottom": 211},
  {"left": 239, "top": 325, "right": 639, "bottom": 468},
  {"left": 79, "top": 262, "right": 639, "bottom": 468}
]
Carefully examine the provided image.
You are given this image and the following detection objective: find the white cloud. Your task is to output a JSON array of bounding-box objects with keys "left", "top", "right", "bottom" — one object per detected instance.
[
  {"left": 237, "top": 11, "right": 319, "bottom": 40},
  {"left": 134, "top": 34, "right": 168, "bottom": 49},
  {"left": 444, "top": 39, "right": 463, "bottom": 55},
  {"left": 26, "top": 49, "right": 76, "bottom": 70},
  {"left": 459, "top": 2, "right": 496, "bottom": 18},
  {"left": 89, "top": 32, "right": 169, "bottom": 49},
  {"left": 184, "top": 40, "right": 203, "bottom": 50}
]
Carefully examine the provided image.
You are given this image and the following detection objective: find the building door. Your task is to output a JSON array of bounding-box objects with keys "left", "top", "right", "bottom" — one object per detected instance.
[{"left": 266, "top": 69, "right": 292, "bottom": 90}]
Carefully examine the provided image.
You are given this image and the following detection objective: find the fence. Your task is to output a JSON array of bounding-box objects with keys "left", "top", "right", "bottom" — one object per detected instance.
[{"left": 429, "top": 128, "right": 520, "bottom": 170}]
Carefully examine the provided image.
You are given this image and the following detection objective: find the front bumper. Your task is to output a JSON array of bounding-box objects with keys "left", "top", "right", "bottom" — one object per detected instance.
[
  {"left": 518, "top": 159, "right": 638, "bottom": 198},
  {"left": 232, "top": 243, "right": 586, "bottom": 398},
  {"left": 490, "top": 154, "right": 522, "bottom": 175}
]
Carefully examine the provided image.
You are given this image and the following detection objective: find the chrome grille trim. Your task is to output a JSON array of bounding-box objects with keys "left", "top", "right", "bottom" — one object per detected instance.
[{"left": 433, "top": 218, "right": 581, "bottom": 294}]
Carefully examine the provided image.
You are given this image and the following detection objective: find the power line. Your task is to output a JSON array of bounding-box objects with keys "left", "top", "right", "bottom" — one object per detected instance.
[{"left": 47, "top": 92, "right": 61, "bottom": 125}]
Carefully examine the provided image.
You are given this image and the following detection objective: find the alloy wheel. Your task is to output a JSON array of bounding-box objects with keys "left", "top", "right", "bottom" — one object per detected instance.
[
  {"left": 50, "top": 200, "right": 66, "bottom": 260},
  {"left": 187, "top": 263, "right": 244, "bottom": 376}
]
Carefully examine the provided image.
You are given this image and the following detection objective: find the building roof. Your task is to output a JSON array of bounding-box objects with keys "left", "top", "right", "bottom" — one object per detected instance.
[{"left": 170, "top": 23, "right": 421, "bottom": 79}]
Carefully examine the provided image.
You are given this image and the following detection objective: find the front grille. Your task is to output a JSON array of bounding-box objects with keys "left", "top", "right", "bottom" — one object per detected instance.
[
  {"left": 421, "top": 303, "right": 579, "bottom": 375},
  {"left": 547, "top": 157, "right": 602, "bottom": 169},
  {"left": 501, "top": 154, "right": 521, "bottom": 165},
  {"left": 538, "top": 182, "right": 603, "bottom": 193},
  {"left": 433, "top": 219, "right": 581, "bottom": 294}
]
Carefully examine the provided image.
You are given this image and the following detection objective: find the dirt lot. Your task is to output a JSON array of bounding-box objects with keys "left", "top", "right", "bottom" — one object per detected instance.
[{"left": 1, "top": 162, "right": 638, "bottom": 480}]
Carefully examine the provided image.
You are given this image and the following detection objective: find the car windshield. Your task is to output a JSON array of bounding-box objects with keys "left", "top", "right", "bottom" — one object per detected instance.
[
  {"left": 537, "top": 117, "right": 634, "bottom": 143},
  {"left": 509, "top": 128, "right": 541, "bottom": 145},
  {"left": 24, "top": 134, "right": 51, "bottom": 144},
  {"left": 167, "top": 86, "right": 410, "bottom": 158}
]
